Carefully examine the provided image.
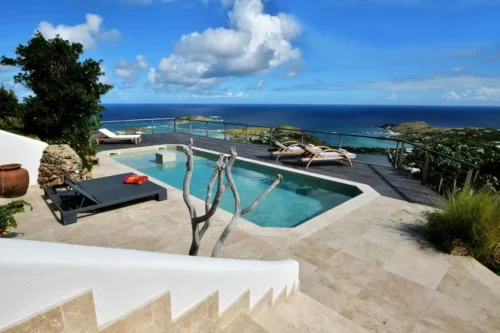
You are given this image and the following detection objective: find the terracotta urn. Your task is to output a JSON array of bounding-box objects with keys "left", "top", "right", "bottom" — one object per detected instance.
[{"left": 0, "top": 164, "right": 29, "bottom": 198}]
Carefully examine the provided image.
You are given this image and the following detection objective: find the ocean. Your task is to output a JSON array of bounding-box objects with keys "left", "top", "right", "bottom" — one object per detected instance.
[{"left": 101, "top": 104, "right": 500, "bottom": 154}]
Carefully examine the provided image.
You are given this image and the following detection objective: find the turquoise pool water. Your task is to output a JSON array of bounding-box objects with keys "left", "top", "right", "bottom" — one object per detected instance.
[{"left": 113, "top": 149, "right": 361, "bottom": 228}]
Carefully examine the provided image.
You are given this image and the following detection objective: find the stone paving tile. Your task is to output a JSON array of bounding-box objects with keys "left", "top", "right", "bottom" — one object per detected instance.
[
  {"left": 410, "top": 291, "right": 498, "bottom": 333},
  {"left": 219, "top": 237, "right": 280, "bottom": 260},
  {"left": 362, "top": 270, "right": 435, "bottom": 314},
  {"left": 288, "top": 237, "right": 339, "bottom": 270},
  {"left": 300, "top": 267, "right": 362, "bottom": 313},
  {"left": 383, "top": 246, "right": 451, "bottom": 290},
  {"left": 437, "top": 263, "right": 500, "bottom": 318},
  {"left": 341, "top": 290, "right": 423, "bottom": 333},
  {"left": 341, "top": 238, "right": 396, "bottom": 267},
  {"left": 341, "top": 270, "right": 435, "bottom": 333},
  {"left": 305, "top": 226, "right": 351, "bottom": 250}
]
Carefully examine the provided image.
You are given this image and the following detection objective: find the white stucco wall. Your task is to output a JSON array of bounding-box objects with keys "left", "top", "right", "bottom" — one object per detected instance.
[
  {"left": 0, "top": 130, "right": 48, "bottom": 185},
  {"left": 0, "top": 239, "right": 299, "bottom": 329}
]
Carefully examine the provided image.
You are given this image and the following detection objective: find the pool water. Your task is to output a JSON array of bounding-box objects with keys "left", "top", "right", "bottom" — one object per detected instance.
[{"left": 113, "top": 149, "right": 361, "bottom": 228}]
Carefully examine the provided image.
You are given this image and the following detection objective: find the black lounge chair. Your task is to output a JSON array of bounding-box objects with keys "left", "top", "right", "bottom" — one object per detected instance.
[{"left": 44, "top": 171, "right": 167, "bottom": 225}]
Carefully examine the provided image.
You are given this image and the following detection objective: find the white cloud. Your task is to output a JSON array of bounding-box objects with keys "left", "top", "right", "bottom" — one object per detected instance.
[
  {"left": 0, "top": 65, "right": 18, "bottom": 73},
  {"left": 36, "top": 14, "right": 121, "bottom": 49},
  {"left": 387, "top": 93, "right": 398, "bottom": 100},
  {"left": 114, "top": 56, "right": 149, "bottom": 89},
  {"left": 442, "top": 91, "right": 461, "bottom": 100},
  {"left": 443, "top": 88, "right": 500, "bottom": 101},
  {"left": 375, "top": 75, "right": 500, "bottom": 91},
  {"left": 136, "top": 55, "right": 148, "bottom": 69},
  {"left": 247, "top": 79, "right": 265, "bottom": 90},
  {"left": 451, "top": 66, "right": 467, "bottom": 72},
  {"left": 99, "top": 64, "right": 113, "bottom": 85},
  {"left": 191, "top": 91, "right": 248, "bottom": 98},
  {"left": 149, "top": 0, "right": 301, "bottom": 91}
]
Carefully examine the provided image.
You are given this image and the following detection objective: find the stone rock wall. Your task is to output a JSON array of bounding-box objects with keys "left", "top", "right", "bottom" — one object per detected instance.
[{"left": 38, "top": 144, "right": 91, "bottom": 186}]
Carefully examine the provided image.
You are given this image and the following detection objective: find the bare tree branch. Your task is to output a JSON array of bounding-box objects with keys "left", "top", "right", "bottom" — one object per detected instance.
[
  {"left": 211, "top": 147, "right": 243, "bottom": 258},
  {"left": 181, "top": 142, "right": 282, "bottom": 257},
  {"left": 241, "top": 175, "right": 283, "bottom": 216},
  {"left": 182, "top": 143, "right": 196, "bottom": 221},
  {"left": 200, "top": 154, "right": 225, "bottom": 239},
  {"left": 182, "top": 142, "right": 200, "bottom": 256}
]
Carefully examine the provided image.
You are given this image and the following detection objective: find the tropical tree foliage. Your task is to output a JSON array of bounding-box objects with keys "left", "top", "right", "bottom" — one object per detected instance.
[
  {"left": 399, "top": 128, "right": 500, "bottom": 192},
  {"left": 0, "top": 86, "right": 22, "bottom": 130},
  {"left": 1, "top": 32, "right": 112, "bottom": 168}
]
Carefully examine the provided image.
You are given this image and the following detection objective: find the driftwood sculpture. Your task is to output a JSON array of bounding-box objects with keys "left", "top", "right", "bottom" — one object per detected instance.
[{"left": 182, "top": 139, "right": 282, "bottom": 257}]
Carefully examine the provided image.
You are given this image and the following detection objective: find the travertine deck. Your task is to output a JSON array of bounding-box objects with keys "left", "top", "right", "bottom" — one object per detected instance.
[{"left": 3, "top": 145, "right": 499, "bottom": 333}]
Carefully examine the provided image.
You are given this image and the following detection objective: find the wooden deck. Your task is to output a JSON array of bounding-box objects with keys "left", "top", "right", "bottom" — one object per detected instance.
[{"left": 96, "top": 132, "right": 440, "bottom": 206}]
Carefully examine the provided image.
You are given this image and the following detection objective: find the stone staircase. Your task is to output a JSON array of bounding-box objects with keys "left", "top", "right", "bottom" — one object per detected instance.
[{"left": 1, "top": 283, "right": 372, "bottom": 333}]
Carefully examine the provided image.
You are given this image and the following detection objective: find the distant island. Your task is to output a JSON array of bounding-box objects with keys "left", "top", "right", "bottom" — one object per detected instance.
[
  {"left": 175, "top": 116, "right": 214, "bottom": 122},
  {"left": 376, "top": 121, "right": 449, "bottom": 134},
  {"left": 226, "top": 125, "right": 328, "bottom": 146}
]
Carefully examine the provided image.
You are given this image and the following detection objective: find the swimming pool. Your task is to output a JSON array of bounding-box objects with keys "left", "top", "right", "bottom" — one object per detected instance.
[{"left": 113, "top": 148, "right": 362, "bottom": 228}]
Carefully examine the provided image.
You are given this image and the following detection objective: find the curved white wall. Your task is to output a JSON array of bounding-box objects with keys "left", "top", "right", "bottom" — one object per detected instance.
[
  {"left": 0, "top": 130, "right": 48, "bottom": 185},
  {"left": 0, "top": 239, "right": 299, "bottom": 329}
]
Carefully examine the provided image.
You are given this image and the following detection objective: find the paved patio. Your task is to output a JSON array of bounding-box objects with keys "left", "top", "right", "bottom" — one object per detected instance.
[{"left": 3, "top": 142, "right": 499, "bottom": 333}]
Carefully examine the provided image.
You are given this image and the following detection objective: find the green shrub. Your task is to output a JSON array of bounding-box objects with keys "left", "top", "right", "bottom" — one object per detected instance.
[
  {"left": 423, "top": 187, "right": 500, "bottom": 271},
  {"left": 0, "top": 200, "right": 32, "bottom": 236}
]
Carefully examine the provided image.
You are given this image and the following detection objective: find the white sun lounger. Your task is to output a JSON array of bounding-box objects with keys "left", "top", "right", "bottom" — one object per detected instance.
[
  {"left": 96, "top": 128, "right": 142, "bottom": 145},
  {"left": 299, "top": 147, "right": 356, "bottom": 169},
  {"left": 271, "top": 140, "right": 325, "bottom": 161}
]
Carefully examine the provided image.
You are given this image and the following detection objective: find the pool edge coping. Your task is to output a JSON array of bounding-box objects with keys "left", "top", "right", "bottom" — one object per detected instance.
[{"left": 97, "top": 144, "right": 381, "bottom": 239}]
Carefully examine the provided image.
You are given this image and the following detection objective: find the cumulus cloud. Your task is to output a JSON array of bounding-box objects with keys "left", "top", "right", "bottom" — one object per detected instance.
[
  {"left": 387, "top": 93, "right": 399, "bottom": 100},
  {"left": 442, "top": 91, "right": 461, "bottom": 100},
  {"left": 99, "top": 64, "right": 113, "bottom": 85},
  {"left": 114, "top": 55, "right": 149, "bottom": 89},
  {"left": 36, "top": 14, "right": 121, "bottom": 49},
  {"left": 136, "top": 55, "right": 148, "bottom": 69},
  {"left": 149, "top": 0, "right": 301, "bottom": 92},
  {"left": 443, "top": 88, "right": 500, "bottom": 101}
]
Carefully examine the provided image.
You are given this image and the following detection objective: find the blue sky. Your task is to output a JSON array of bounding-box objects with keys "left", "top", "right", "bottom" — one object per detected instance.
[{"left": 1, "top": 0, "right": 500, "bottom": 105}]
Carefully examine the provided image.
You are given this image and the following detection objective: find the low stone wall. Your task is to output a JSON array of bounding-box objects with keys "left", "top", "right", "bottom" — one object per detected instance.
[{"left": 38, "top": 144, "right": 92, "bottom": 186}]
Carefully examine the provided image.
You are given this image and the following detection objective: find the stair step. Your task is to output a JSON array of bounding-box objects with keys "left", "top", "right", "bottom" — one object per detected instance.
[
  {"left": 189, "top": 320, "right": 225, "bottom": 333},
  {"left": 274, "top": 292, "right": 371, "bottom": 333},
  {"left": 224, "top": 314, "right": 269, "bottom": 333},
  {"left": 254, "top": 310, "right": 302, "bottom": 333}
]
